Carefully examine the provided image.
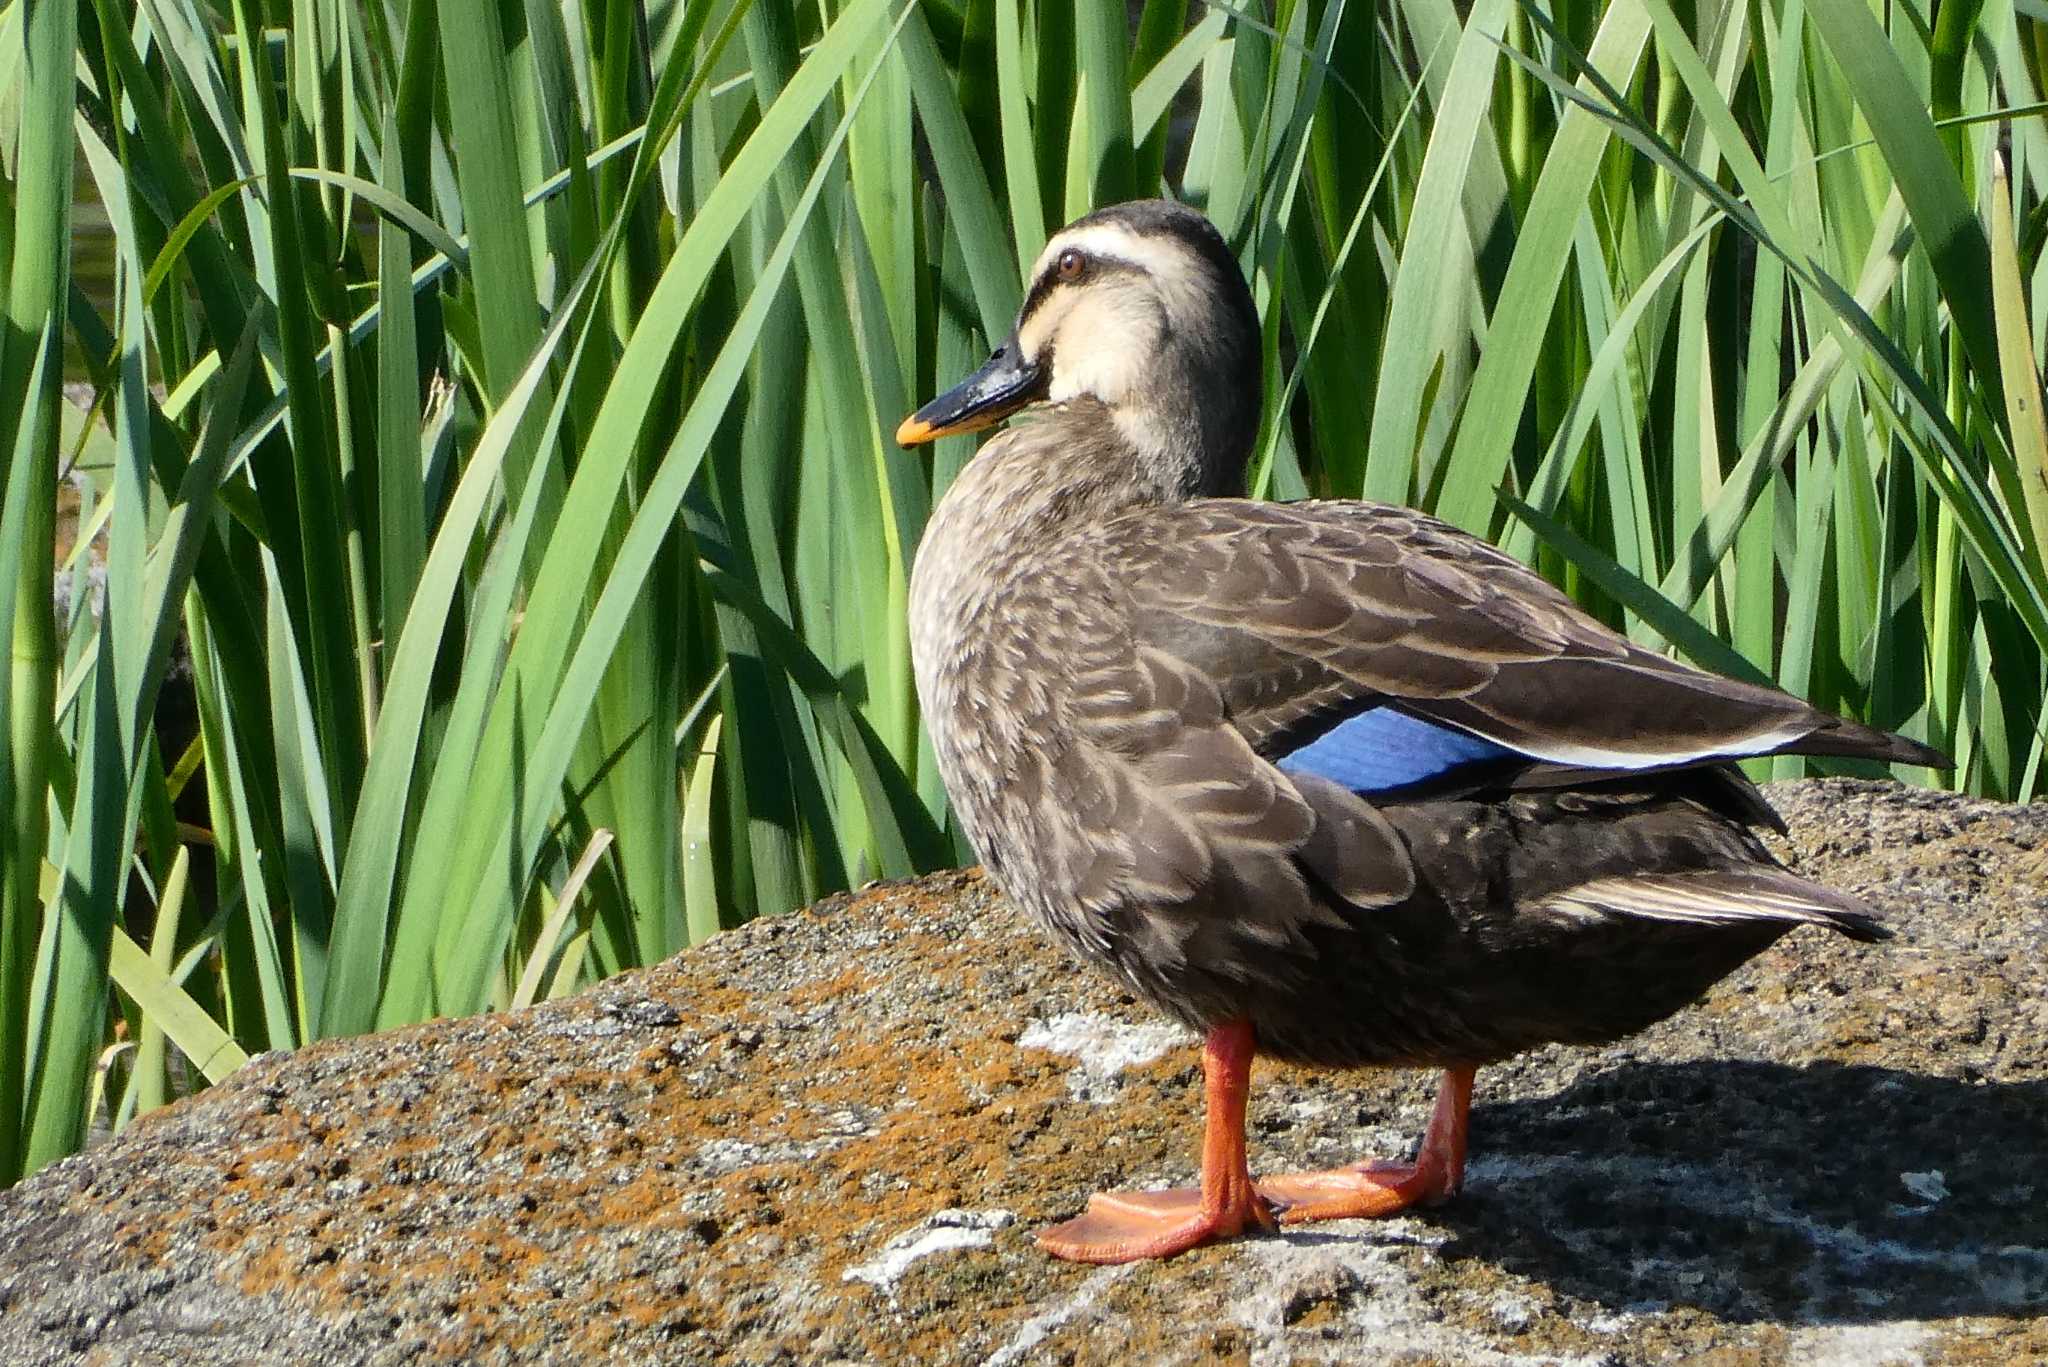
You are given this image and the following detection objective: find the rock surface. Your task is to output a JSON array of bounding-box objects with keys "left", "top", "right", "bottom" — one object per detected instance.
[{"left": 0, "top": 779, "right": 2042, "bottom": 1365}]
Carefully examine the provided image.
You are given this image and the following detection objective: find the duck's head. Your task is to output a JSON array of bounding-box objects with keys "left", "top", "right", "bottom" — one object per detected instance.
[{"left": 897, "top": 199, "right": 1260, "bottom": 499}]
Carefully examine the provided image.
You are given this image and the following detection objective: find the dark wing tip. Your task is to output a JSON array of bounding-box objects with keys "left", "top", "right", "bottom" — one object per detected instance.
[
  {"left": 1889, "top": 735, "right": 1955, "bottom": 771},
  {"left": 1832, "top": 913, "right": 1894, "bottom": 945},
  {"left": 1778, "top": 881, "right": 1894, "bottom": 944},
  {"left": 1791, "top": 719, "right": 1953, "bottom": 771}
]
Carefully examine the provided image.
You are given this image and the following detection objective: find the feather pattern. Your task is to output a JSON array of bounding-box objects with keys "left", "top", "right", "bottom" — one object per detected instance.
[
  {"left": 1096, "top": 497, "right": 1941, "bottom": 776},
  {"left": 911, "top": 400, "right": 1931, "bottom": 1068},
  {"left": 905, "top": 198, "right": 1945, "bottom": 1083},
  {"left": 1542, "top": 869, "right": 1888, "bottom": 941}
]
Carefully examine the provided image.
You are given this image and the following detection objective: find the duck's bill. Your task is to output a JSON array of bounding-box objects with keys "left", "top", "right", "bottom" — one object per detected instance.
[{"left": 896, "top": 344, "right": 1044, "bottom": 446}]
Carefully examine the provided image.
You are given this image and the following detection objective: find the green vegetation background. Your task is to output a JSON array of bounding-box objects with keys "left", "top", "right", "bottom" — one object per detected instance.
[{"left": 0, "top": 0, "right": 2042, "bottom": 1182}]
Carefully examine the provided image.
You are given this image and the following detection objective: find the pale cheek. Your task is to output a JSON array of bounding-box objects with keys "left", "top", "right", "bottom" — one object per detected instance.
[
  {"left": 1048, "top": 349, "right": 1145, "bottom": 404},
  {"left": 1046, "top": 296, "right": 1159, "bottom": 405}
]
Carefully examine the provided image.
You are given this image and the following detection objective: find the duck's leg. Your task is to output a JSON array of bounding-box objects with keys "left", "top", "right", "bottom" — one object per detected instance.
[
  {"left": 1255, "top": 1065, "right": 1474, "bottom": 1224},
  {"left": 1036, "top": 1019, "right": 1277, "bottom": 1263}
]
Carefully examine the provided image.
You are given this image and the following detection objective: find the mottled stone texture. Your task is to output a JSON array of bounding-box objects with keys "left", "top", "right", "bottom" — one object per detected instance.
[{"left": 0, "top": 779, "right": 2041, "bottom": 1365}]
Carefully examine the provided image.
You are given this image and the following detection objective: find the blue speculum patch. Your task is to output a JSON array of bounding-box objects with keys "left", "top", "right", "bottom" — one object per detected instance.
[{"left": 1275, "top": 706, "right": 1524, "bottom": 794}]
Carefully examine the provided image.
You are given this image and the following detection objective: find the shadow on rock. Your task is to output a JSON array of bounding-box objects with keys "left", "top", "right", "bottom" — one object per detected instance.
[{"left": 1411, "top": 1059, "right": 2048, "bottom": 1325}]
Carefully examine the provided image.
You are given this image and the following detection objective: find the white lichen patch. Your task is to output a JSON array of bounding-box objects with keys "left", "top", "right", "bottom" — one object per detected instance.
[
  {"left": 694, "top": 1137, "right": 826, "bottom": 1177},
  {"left": 1898, "top": 1169, "right": 1948, "bottom": 1204},
  {"left": 1489, "top": 1290, "right": 1539, "bottom": 1333},
  {"left": 843, "top": 1209, "right": 1015, "bottom": 1292},
  {"left": 1788, "top": 1320, "right": 1935, "bottom": 1367},
  {"left": 1581, "top": 1309, "right": 1639, "bottom": 1335},
  {"left": 1018, "top": 1013, "right": 1187, "bottom": 1101}
]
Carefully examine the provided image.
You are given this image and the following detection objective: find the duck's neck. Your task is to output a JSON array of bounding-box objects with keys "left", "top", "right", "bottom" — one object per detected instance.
[
  {"left": 928, "top": 403, "right": 1180, "bottom": 557},
  {"left": 909, "top": 404, "right": 1165, "bottom": 652}
]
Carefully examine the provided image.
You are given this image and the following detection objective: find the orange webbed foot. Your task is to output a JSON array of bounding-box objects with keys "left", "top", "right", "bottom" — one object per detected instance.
[
  {"left": 1257, "top": 1158, "right": 1454, "bottom": 1223},
  {"left": 1257, "top": 1066, "right": 1475, "bottom": 1227},
  {"left": 1038, "top": 1020, "right": 1273, "bottom": 1264},
  {"left": 1037, "top": 1184, "right": 1276, "bottom": 1263}
]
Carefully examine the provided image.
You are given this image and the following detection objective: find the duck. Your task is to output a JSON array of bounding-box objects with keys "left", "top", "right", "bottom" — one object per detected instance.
[{"left": 898, "top": 198, "right": 1948, "bottom": 1265}]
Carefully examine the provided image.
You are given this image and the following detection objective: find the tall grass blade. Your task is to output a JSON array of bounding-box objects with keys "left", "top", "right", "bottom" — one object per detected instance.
[
  {"left": 0, "top": 0, "right": 78, "bottom": 1183},
  {"left": 1990, "top": 150, "right": 2048, "bottom": 567}
]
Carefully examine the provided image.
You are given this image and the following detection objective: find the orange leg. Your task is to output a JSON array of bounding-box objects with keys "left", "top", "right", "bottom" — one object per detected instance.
[
  {"left": 1256, "top": 1066, "right": 1475, "bottom": 1224},
  {"left": 1037, "top": 1019, "right": 1277, "bottom": 1263}
]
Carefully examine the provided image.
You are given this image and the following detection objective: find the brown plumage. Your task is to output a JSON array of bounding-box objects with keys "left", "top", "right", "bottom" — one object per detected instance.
[{"left": 901, "top": 199, "right": 1948, "bottom": 1264}]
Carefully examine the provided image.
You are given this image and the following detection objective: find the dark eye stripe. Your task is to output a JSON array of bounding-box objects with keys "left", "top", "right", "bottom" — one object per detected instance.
[
  {"left": 1018, "top": 252, "right": 1144, "bottom": 332},
  {"left": 1019, "top": 270, "right": 1062, "bottom": 329}
]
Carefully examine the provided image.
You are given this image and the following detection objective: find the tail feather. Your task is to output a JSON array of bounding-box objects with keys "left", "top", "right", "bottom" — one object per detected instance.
[{"left": 1545, "top": 868, "right": 1890, "bottom": 943}]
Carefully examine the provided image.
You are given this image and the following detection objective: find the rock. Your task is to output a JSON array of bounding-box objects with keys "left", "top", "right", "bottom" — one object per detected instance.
[{"left": 0, "top": 779, "right": 2041, "bottom": 1364}]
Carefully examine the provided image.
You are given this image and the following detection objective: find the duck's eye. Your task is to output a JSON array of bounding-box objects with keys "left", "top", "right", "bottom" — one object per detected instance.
[{"left": 1056, "top": 248, "right": 1087, "bottom": 282}]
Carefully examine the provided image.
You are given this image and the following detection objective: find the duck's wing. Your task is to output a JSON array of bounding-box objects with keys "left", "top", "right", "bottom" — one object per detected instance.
[
  {"left": 1004, "top": 499, "right": 1915, "bottom": 1005},
  {"left": 975, "top": 534, "right": 1422, "bottom": 1008},
  {"left": 1096, "top": 498, "right": 1947, "bottom": 797}
]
